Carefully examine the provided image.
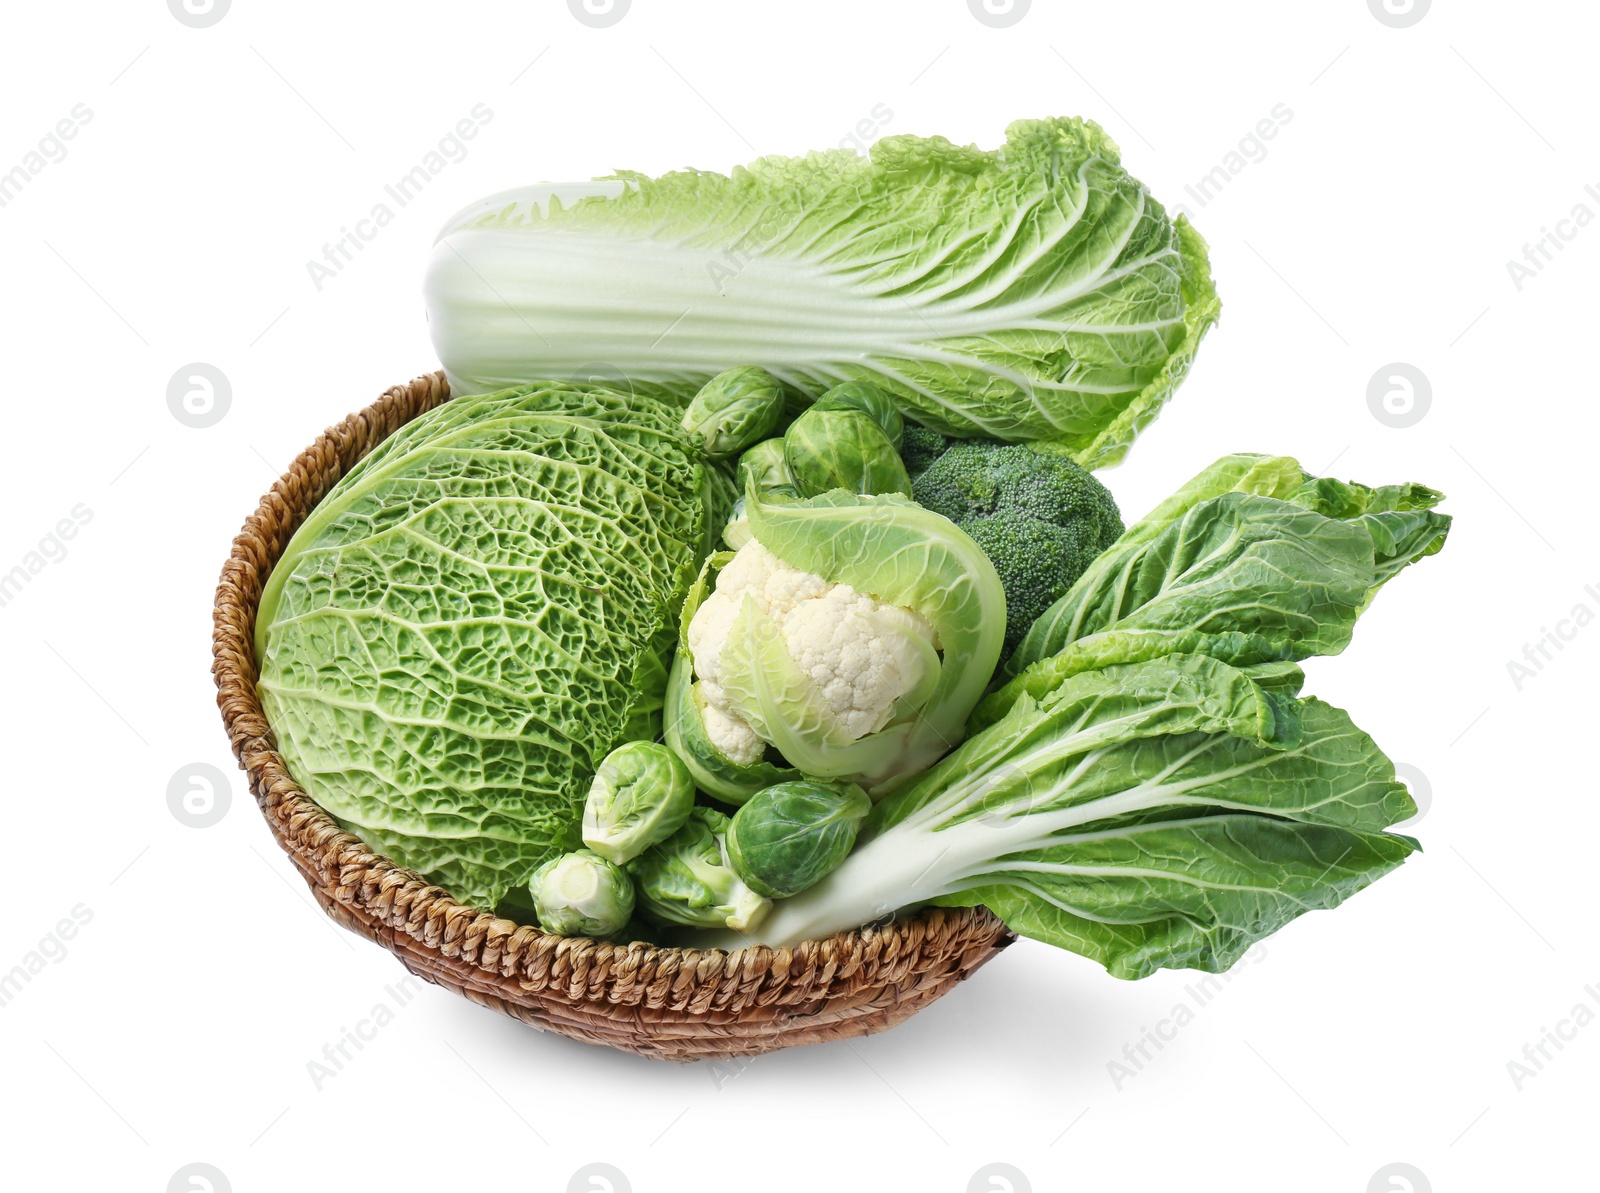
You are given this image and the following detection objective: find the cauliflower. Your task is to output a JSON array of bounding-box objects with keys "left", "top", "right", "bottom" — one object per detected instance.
[
  {"left": 664, "top": 486, "right": 1007, "bottom": 798},
  {"left": 687, "top": 541, "right": 938, "bottom": 759},
  {"left": 694, "top": 687, "right": 766, "bottom": 766}
]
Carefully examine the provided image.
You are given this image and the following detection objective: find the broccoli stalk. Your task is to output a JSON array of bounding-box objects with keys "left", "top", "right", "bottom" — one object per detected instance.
[{"left": 910, "top": 441, "right": 1123, "bottom": 653}]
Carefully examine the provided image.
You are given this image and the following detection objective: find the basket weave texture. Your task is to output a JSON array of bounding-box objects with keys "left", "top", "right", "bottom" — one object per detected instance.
[{"left": 211, "top": 371, "right": 1013, "bottom": 1061}]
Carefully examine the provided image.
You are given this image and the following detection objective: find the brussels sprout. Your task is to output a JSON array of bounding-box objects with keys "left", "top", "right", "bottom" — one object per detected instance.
[
  {"left": 814, "top": 380, "right": 903, "bottom": 450},
  {"left": 582, "top": 740, "right": 696, "bottom": 865},
  {"left": 734, "top": 437, "right": 795, "bottom": 496},
  {"left": 682, "top": 367, "right": 787, "bottom": 460},
  {"left": 726, "top": 438, "right": 797, "bottom": 547},
  {"left": 528, "top": 850, "right": 635, "bottom": 937},
  {"left": 628, "top": 806, "right": 771, "bottom": 932},
  {"left": 784, "top": 406, "right": 914, "bottom": 499},
  {"left": 727, "top": 780, "right": 871, "bottom": 898}
]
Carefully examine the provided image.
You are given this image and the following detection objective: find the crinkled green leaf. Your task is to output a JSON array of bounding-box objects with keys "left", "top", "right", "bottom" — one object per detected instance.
[
  {"left": 740, "top": 655, "right": 1419, "bottom": 975},
  {"left": 982, "top": 494, "right": 1377, "bottom": 724},
  {"left": 988, "top": 457, "right": 1452, "bottom": 721},
  {"left": 256, "top": 384, "right": 714, "bottom": 908},
  {"left": 930, "top": 696, "right": 1418, "bottom": 978}
]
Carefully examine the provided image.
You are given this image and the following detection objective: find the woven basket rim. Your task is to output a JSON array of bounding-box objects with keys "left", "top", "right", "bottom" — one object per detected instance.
[{"left": 211, "top": 370, "right": 1010, "bottom": 1027}]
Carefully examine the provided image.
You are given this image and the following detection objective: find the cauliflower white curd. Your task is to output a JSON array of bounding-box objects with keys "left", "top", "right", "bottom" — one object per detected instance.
[{"left": 686, "top": 541, "right": 939, "bottom": 765}]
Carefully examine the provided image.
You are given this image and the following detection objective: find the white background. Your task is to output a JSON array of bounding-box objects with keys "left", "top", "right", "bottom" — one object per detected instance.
[{"left": 0, "top": 2, "right": 1593, "bottom": 1191}]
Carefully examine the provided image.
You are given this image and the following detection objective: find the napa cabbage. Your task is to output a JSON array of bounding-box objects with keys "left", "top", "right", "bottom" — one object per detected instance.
[{"left": 425, "top": 117, "right": 1220, "bottom": 467}]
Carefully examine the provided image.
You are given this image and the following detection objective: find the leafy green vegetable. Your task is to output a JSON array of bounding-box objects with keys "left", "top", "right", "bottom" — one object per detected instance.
[
  {"left": 729, "top": 654, "right": 1417, "bottom": 976},
  {"left": 985, "top": 457, "right": 1451, "bottom": 723},
  {"left": 723, "top": 437, "right": 796, "bottom": 548},
  {"left": 932, "top": 697, "right": 1416, "bottom": 979},
  {"left": 912, "top": 440, "right": 1124, "bottom": 653},
  {"left": 581, "top": 741, "right": 696, "bottom": 865},
  {"left": 784, "top": 405, "right": 914, "bottom": 499},
  {"left": 629, "top": 806, "right": 771, "bottom": 932},
  {"left": 1282, "top": 475, "right": 1451, "bottom": 593},
  {"left": 681, "top": 366, "right": 787, "bottom": 460},
  {"left": 727, "top": 780, "right": 872, "bottom": 898},
  {"left": 255, "top": 384, "right": 718, "bottom": 908},
  {"left": 1117, "top": 453, "right": 1306, "bottom": 537},
  {"left": 528, "top": 850, "right": 635, "bottom": 937},
  {"left": 425, "top": 117, "right": 1220, "bottom": 464},
  {"left": 617, "top": 623, "right": 677, "bottom": 744}
]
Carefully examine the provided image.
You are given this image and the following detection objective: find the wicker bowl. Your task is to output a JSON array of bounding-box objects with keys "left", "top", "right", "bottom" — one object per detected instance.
[{"left": 211, "top": 371, "right": 1013, "bottom": 1061}]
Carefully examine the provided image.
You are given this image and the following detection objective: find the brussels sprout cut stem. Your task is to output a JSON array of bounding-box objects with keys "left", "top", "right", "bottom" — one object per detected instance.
[{"left": 529, "top": 850, "right": 635, "bottom": 938}]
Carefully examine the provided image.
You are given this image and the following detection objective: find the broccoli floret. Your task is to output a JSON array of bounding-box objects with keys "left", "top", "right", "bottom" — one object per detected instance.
[
  {"left": 912, "top": 441, "right": 1123, "bottom": 652},
  {"left": 899, "top": 424, "right": 950, "bottom": 478}
]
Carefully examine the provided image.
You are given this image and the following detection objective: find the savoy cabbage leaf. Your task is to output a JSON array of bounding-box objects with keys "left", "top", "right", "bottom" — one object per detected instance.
[{"left": 255, "top": 385, "right": 718, "bottom": 907}]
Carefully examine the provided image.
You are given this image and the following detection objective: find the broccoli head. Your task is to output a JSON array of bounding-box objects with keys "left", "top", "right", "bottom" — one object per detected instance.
[
  {"left": 911, "top": 440, "right": 1123, "bottom": 652},
  {"left": 899, "top": 424, "right": 951, "bottom": 478}
]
